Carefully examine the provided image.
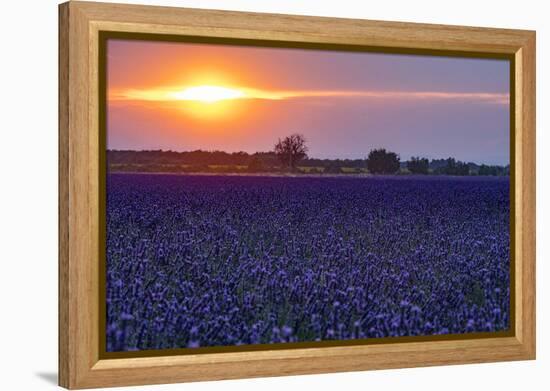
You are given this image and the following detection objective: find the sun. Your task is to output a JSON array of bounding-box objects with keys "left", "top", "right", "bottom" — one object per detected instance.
[{"left": 170, "top": 85, "right": 247, "bottom": 103}]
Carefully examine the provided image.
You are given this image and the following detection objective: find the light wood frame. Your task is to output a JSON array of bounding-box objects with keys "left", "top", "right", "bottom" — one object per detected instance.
[{"left": 59, "top": 1, "right": 536, "bottom": 389}]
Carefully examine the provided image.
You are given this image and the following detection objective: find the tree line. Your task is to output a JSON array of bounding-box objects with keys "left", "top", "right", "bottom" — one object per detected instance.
[{"left": 108, "top": 133, "right": 509, "bottom": 176}]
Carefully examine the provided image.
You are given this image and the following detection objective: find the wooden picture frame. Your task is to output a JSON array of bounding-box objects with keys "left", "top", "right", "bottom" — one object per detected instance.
[{"left": 59, "top": 1, "right": 536, "bottom": 389}]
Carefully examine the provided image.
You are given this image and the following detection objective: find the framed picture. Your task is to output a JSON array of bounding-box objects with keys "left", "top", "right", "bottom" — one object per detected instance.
[{"left": 59, "top": 1, "right": 536, "bottom": 389}]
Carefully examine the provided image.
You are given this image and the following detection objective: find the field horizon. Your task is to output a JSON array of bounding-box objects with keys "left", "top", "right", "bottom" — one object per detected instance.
[
  {"left": 107, "top": 149, "right": 510, "bottom": 177},
  {"left": 108, "top": 148, "right": 510, "bottom": 167}
]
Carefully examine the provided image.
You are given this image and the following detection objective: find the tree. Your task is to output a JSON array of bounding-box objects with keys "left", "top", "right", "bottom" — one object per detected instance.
[
  {"left": 455, "top": 161, "right": 469, "bottom": 175},
  {"left": 274, "top": 134, "right": 308, "bottom": 170},
  {"left": 247, "top": 156, "right": 265, "bottom": 172},
  {"left": 434, "top": 158, "right": 470, "bottom": 176},
  {"left": 366, "top": 148, "right": 400, "bottom": 174},
  {"left": 478, "top": 164, "right": 503, "bottom": 176},
  {"left": 324, "top": 164, "right": 343, "bottom": 174},
  {"left": 407, "top": 157, "right": 429, "bottom": 174}
]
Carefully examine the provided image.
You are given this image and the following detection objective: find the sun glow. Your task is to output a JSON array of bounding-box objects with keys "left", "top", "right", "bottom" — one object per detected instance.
[{"left": 170, "top": 85, "right": 247, "bottom": 103}]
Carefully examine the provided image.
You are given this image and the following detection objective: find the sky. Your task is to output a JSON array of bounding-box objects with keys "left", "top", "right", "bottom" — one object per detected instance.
[{"left": 107, "top": 39, "right": 510, "bottom": 165}]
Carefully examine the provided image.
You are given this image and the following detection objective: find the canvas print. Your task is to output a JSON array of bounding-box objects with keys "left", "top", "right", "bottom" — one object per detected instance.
[{"left": 105, "top": 39, "right": 511, "bottom": 352}]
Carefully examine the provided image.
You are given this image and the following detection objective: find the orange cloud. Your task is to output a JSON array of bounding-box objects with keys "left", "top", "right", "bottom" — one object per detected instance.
[{"left": 109, "top": 85, "right": 509, "bottom": 105}]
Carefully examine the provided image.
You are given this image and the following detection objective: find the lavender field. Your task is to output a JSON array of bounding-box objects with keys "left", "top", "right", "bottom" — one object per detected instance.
[{"left": 106, "top": 174, "right": 510, "bottom": 352}]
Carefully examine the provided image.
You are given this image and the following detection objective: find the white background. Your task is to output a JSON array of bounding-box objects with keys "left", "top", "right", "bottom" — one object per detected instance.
[{"left": 0, "top": 0, "right": 547, "bottom": 389}]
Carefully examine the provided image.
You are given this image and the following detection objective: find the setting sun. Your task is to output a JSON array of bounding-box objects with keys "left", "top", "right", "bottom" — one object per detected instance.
[{"left": 171, "top": 85, "right": 246, "bottom": 103}]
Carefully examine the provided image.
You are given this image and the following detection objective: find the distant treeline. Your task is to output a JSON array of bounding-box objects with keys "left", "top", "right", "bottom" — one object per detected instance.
[
  {"left": 107, "top": 150, "right": 367, "bottom": 169},
  {"left": 107, "top": 149, "right": 509, "bottom": 176}
]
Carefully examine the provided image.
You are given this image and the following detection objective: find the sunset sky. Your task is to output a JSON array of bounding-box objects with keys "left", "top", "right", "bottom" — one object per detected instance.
[{"left": 107, "top": 39, "right": 510, "bottom": 165}]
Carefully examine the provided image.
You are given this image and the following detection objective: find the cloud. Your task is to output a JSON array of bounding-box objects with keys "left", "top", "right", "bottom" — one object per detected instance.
[{"left": 109, "top": 85, "right": 509, "bottom": 105}]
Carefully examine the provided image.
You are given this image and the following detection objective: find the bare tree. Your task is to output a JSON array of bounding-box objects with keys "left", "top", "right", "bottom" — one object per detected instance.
[{"left": 274, "top": 134, "right": 308, "bottom": 170}]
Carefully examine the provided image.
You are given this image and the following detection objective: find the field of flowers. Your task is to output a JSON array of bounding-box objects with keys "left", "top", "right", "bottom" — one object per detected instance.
[{"left": 106, "top": 174, "right": 510, "bottom": 351}]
